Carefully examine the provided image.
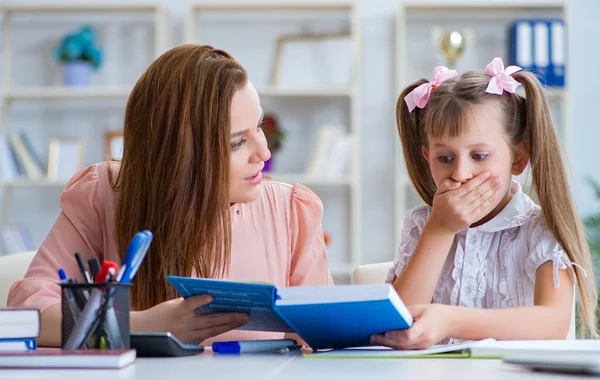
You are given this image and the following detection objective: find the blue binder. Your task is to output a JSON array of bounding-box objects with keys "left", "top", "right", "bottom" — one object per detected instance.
[{"left": 508, "top": 18, "right": 565, "bottom": 88}]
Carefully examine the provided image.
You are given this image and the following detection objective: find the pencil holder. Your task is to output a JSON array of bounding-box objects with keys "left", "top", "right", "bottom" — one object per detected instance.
[{"left": 61, "top": 282, "right": 131, "bottom": 350}]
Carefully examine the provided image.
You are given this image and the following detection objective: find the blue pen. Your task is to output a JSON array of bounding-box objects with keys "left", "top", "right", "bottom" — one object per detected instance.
[
  {"left": 212, "top": 339, "right": 297, "bottom": 354},
  {"left": 117, "top": 230, "right": 153, "bottom": 283},
  {"left": 58, "top": 268, "right": 81, "bottom": 320}
]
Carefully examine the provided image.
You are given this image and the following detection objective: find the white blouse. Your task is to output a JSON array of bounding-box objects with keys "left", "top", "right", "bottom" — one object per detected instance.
[{"left": 386, "top": 181, "right": 576, "bottom": 311}]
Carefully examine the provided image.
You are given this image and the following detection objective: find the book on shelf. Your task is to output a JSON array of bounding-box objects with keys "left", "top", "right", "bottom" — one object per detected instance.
[
  {"left": 166, "top": 276, "right": 413, "bottom": 350},
  {"left": 1, "top": 132, "right": 46, "bottom": 181},
  {"left": 305, "top": 125, "right": 352, "bottom": 179}
]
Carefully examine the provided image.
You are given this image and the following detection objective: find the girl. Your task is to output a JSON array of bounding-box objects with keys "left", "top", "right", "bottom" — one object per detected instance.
[
  {"left": 374, "top": 57, "right": 598, "bottom": 349},
  {"left": 8, "top": 44, "right": 333, "bottom": 346}
]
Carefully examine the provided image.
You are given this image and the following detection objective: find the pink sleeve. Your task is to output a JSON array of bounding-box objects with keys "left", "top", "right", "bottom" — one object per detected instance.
[
  {"left": 288, "top": 184, "right": 334, "bottom": 286},
  {"left": 7, "top": 166, "right": 105, "bottom": 312}
]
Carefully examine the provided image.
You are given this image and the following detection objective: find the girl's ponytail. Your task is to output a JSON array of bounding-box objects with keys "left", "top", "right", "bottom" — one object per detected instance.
[
  {"left": 514, "top": 71, "right": 598, "bottom": 338},
  {"left": 396, "top": 79, "right": 437, "bottom": 206}
]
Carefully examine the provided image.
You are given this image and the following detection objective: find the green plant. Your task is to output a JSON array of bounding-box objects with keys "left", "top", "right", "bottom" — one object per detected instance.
[{"left": 53, "top": 25, "right": 103, "bottom": 70}]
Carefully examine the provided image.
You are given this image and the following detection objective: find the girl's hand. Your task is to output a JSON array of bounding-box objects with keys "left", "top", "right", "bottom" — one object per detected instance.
[
  {"left": 370, "top": 304, "right": 451, "bottom": 350},
  {"left": 428, "top": 172, "right": 504, "bottom": 234},
  {"left": 131, "top": 295, "right": 250, "bottom": 344}
]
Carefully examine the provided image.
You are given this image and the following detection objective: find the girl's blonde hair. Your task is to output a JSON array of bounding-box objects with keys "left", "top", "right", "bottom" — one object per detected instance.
[{"left": 396, "top": 69, "right": 598, "bottom": 338}]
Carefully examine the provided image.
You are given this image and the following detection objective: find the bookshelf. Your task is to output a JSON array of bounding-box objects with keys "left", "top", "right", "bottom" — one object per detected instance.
[
  {"left": 0, "top": 3, "right": 169, "bottom": 255},
  {"left": 393, "top": 0, "right": 569, "bottom": 250},
  {"left": 186, "top": 1, "right": 361, "bottom": 282}
]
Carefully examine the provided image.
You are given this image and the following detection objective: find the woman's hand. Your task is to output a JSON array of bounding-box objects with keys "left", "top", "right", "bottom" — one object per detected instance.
[
  {"left": 428, "top": 172, "right": 503, "bottom": 234},
  {"left": 370, "top": 304, "right": 452, "bottom": 350},
  {"left": 131, "top": 295, "right": 250, "bottom": 344}
]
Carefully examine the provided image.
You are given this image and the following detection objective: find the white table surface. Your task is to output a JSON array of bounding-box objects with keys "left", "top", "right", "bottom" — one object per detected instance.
[{"left": 0, "top": 350, "right": 593, "bottom": 380}]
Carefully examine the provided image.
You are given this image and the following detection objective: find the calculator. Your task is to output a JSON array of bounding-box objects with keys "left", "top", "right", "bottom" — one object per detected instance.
[{"left": 130, "top": 332, "right": 205, "bottom": 357}]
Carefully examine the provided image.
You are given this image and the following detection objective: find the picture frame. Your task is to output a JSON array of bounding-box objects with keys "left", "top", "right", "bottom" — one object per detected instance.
[
  {"left": 270, "top": 31, "right": 353, "bottom": 90},
  {"left": 105, "top": 130, "right": 124, "bottom": 161},
  {"left": 47, "top": 138, "right": 84, "bottom": 181}
]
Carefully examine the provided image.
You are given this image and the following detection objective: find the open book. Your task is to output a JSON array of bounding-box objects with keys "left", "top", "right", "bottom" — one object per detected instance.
[
  {"left": 166, "top": 276, "right": 413, "bottom": 350},
  {"left": 305, "top": 339, "right": 600, "bottom": 359}
]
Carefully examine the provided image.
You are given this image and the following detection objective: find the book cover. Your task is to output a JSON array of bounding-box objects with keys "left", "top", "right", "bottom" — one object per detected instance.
[
  {"left": 166, "top": 277, "right": 413, "bottom": 350},
  {"left": 165, "top": 276, "right": 292, "bottom": 332}
]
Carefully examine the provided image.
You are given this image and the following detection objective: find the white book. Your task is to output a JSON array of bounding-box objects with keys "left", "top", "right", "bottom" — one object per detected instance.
[
  {"left": 0, "top": 349, "right": 136, "bottom": 369},
  {"left": 308, "top": 339, "right": 600, "bottom": 358},
  {"left": 305, "top": 126, "right": 345, "bottom": 178},
  {"left": 0, "top": 308, "right": 40, "bottom": 340},
  {"left": 324, "top": 135, "right": 352, "bottom": 179}
]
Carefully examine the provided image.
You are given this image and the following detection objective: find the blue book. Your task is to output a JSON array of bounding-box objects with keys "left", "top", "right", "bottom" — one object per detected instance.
[
  {"left": 166, "top": 276, "right": 413, "bottom": 350},
  {"left": 0, "top": 338, "right": 37, "bottom": 351}
]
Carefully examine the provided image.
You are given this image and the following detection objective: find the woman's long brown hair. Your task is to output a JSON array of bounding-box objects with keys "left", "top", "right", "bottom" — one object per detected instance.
[
  {"left": 396, "top": 70, "right": 598, "bottom": 338},
  {"left": 109, "top": 44, "right": 247, "bottom": 311}
]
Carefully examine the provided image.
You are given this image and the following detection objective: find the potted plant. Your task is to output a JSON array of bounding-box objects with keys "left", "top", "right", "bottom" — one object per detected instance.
[
  {"left": 262, "top": 114, "right": 285, "bottom": 172},
  {"left": 53, "top": 25, "right": 103, "bottom": 87}
]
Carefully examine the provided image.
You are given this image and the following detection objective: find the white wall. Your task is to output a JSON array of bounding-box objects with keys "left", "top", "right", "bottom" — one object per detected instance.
[
  {"left": 4, "top": 0, "right": 599, "bottom": 266},
  {"left": 568, "top": 0, "right": 600, "bottom": 218}
]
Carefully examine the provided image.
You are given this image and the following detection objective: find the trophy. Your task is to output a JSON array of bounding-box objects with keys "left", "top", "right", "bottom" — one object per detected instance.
[{"left": 431, "top": 26, "right": 474, "bottom": 69}]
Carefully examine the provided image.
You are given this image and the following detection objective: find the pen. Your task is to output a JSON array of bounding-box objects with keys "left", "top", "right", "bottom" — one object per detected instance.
[
  {"left": 74, "top": 252, "right": 92, "bottom": 284},
  {"left": 58, "top": 268, "right": 81, "bottom": 320},
  {"left": 212, "top": 339, "right": 297, "bottom": 354},
  {"left": 88, "top": 258, "right": 100, "bottom": 282}
]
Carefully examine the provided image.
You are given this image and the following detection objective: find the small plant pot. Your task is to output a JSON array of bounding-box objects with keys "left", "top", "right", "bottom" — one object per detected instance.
[{"left": 62, "top": 61, "right": 93, "bottom": 87}]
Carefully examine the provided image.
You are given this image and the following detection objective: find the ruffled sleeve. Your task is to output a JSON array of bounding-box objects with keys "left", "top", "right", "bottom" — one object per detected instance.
[
  {"left": 7, "top": 165, "right": 106, "bottom": 312},
  {"left": 385, "top": 206, "right": 430, "bottom": 283},
  {"left": 288, "top": 184, "right": 334, "bottom": 286},
  {"left": 524, "top": 214, "right": 575, "bottom": 288}
]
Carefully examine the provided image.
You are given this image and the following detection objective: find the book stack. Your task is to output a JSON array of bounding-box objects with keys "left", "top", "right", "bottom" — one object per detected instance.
[{"left": 0, "top": 308, "right": 40, "bottom": 351}]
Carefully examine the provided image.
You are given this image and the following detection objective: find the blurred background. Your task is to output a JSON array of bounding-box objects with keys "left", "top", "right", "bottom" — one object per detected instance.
[{"left": 0, "top": 0, "right": 597, "bottom": 285}]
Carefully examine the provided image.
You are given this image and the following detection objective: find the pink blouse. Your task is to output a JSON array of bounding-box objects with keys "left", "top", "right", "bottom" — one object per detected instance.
[{"left": 8, "top": 162, "right": 333, "bottom": 343}]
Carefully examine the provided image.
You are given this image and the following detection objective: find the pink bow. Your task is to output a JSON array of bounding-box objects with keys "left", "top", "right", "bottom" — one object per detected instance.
[
  {"left": 404, "top": 66, "right": 458, "bottom": 112},
  {"left": 484, "top": 57, "right": 522, "bottom": 95}
]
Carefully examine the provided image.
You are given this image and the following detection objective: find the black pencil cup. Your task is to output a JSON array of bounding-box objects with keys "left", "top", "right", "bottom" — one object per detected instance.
[{"left": 61, "top": 282, "right": 131, "bottom": 350}]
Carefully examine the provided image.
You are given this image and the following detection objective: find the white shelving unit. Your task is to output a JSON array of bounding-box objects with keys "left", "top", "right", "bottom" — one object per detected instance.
[
  {"left": 394, "top": 0, "right": 569, "bottom": 250},
  {"left": 186, "top": 1, "right": 361, "bottom": 281},
  {"left": 0, "top": 3, "right": 169, "bottom": 255}
]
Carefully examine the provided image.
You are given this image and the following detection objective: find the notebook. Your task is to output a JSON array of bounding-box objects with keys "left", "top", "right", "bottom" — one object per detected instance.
[
  {"left": 0, "top": 338, "right": 36, "bottom": 351},
  {"left": 305, "top": 339, "right": 600, "bottom": 359},
  {"left": 0, "top": 308, "right": 40, "bottom": 340},
  {"left": 0, "top": 348, "right": 136, "bottom": 369},
  {"left": 166, "top": 276, "right": 413, "bottom": 350}
]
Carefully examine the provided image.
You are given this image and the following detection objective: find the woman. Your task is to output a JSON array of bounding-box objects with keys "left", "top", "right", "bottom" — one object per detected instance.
[{"left": 8, "top": 44, "right": 333, "bottom": 346}]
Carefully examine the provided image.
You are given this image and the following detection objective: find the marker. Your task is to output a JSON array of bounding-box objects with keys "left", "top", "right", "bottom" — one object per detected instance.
[{"left": 212, "top": 339, "right": 297, "bottom": 354}]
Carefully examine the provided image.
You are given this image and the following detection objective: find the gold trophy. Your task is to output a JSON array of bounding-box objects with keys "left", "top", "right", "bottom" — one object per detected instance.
[{"left": 431, "top": 26, "right": 474, "bottom": 69}]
